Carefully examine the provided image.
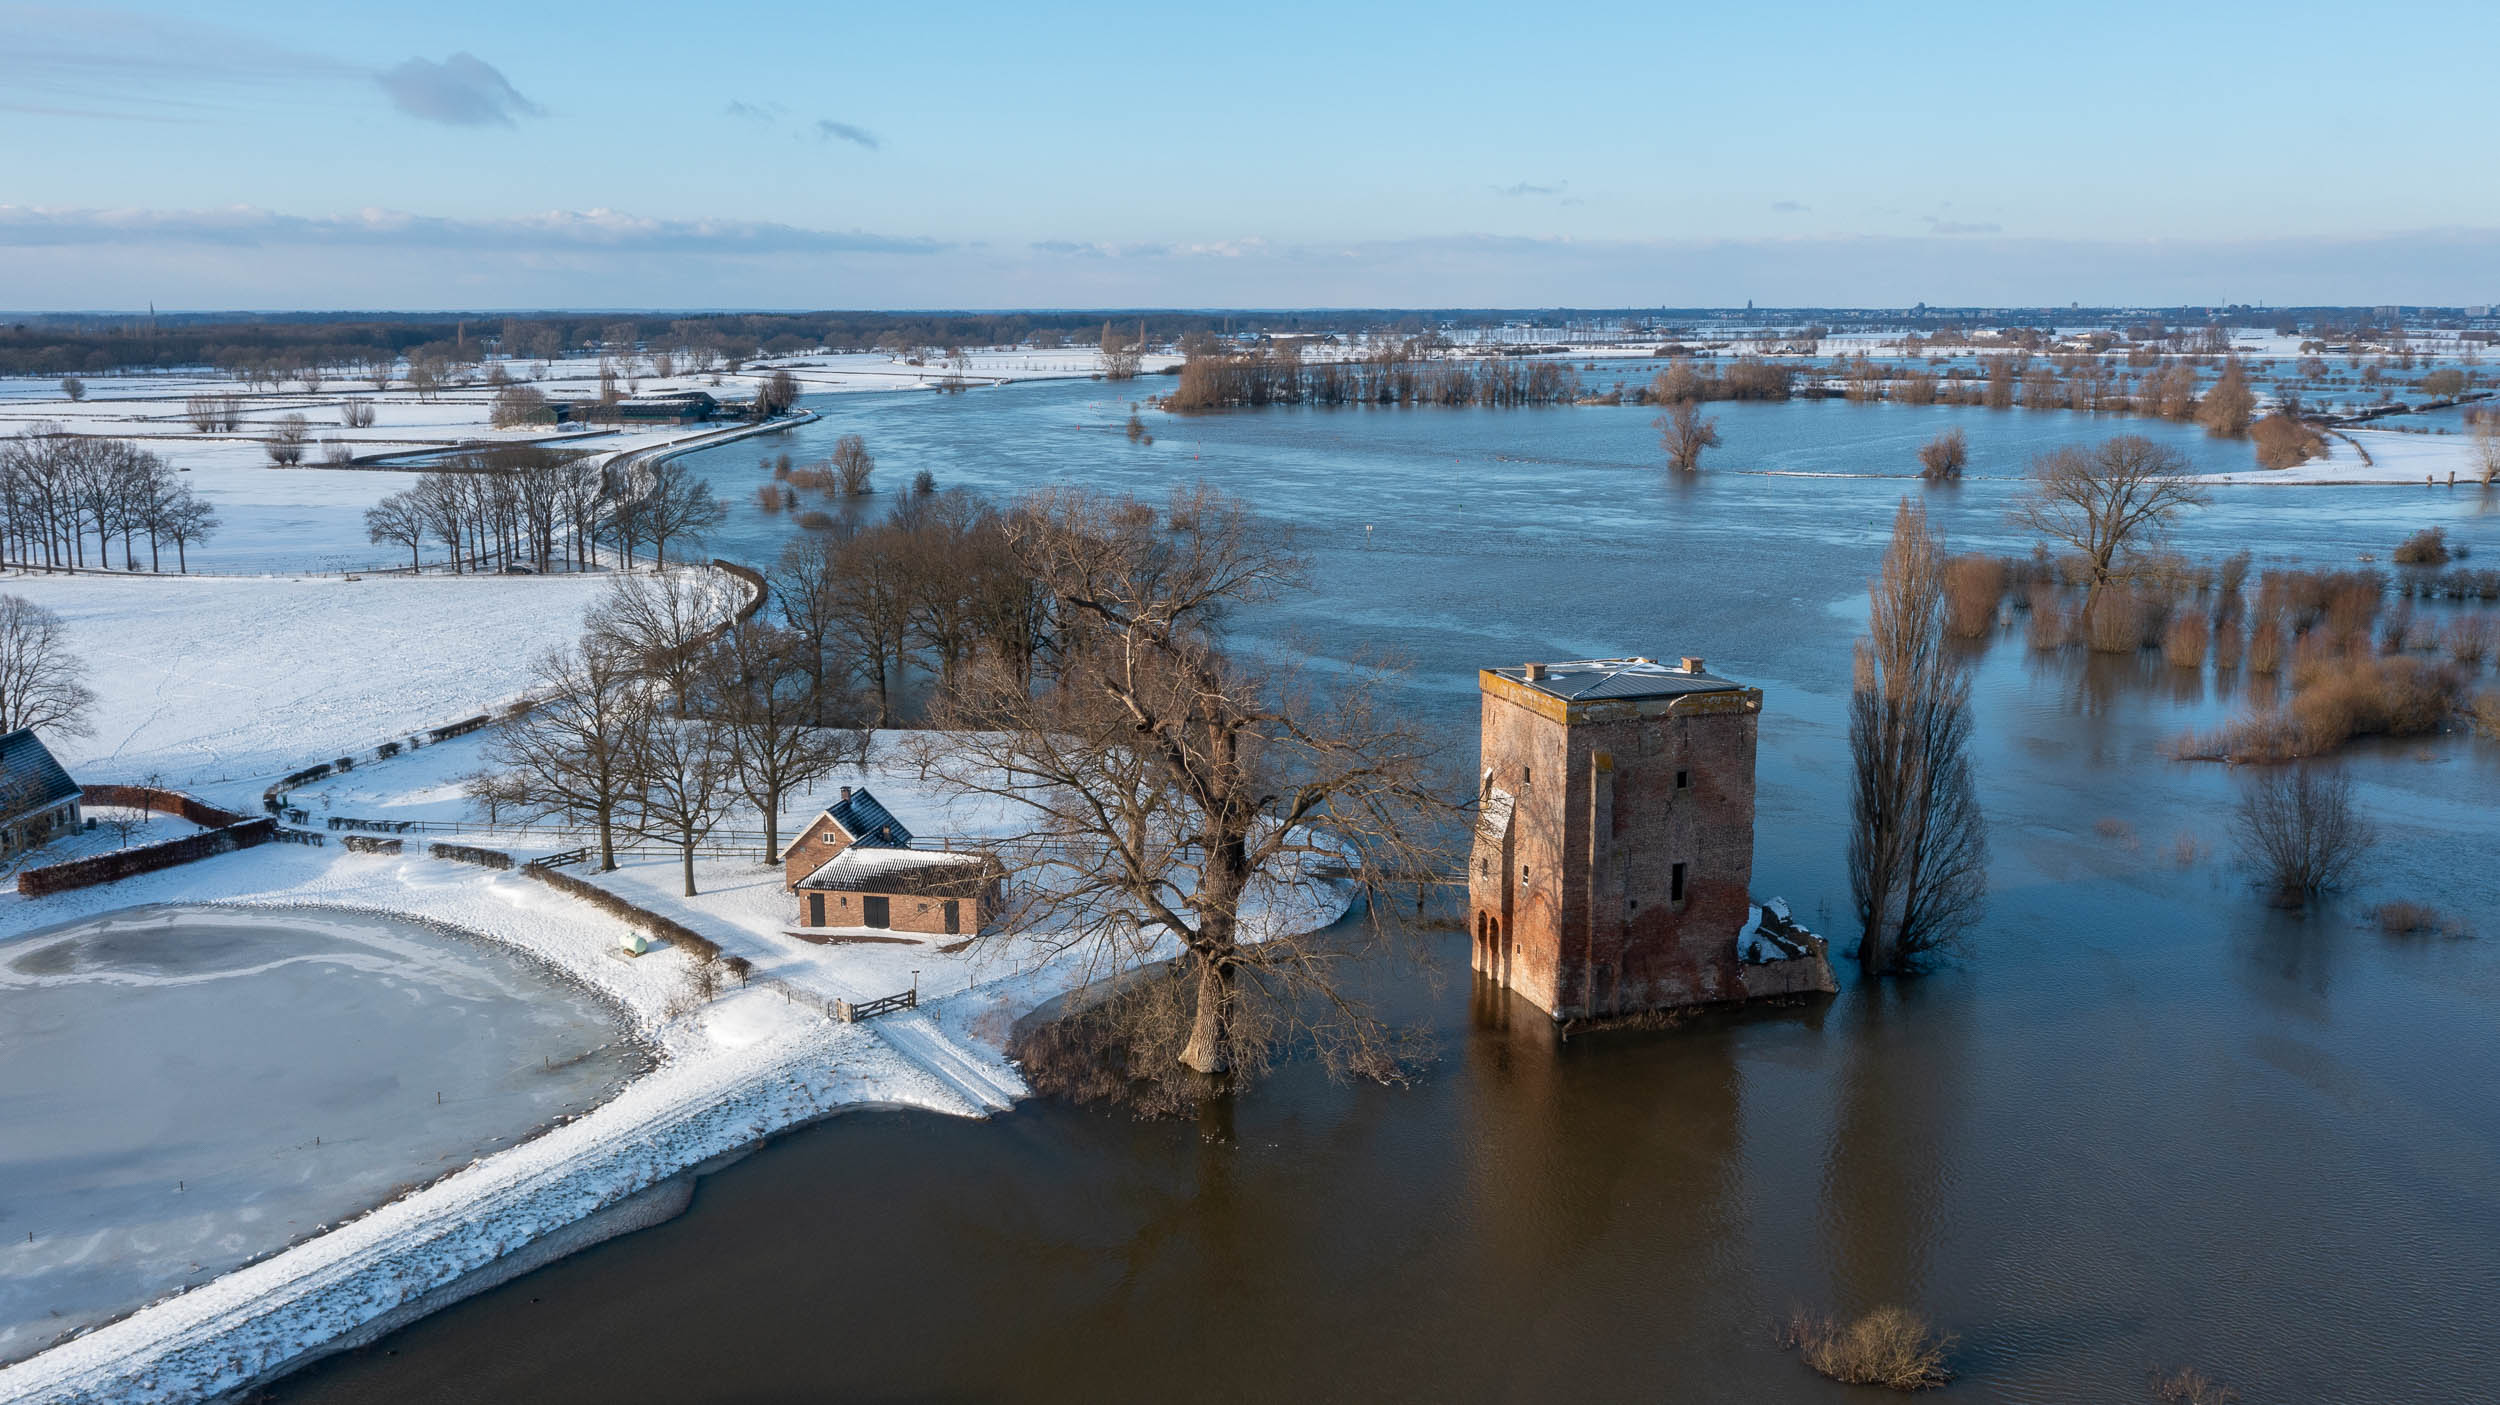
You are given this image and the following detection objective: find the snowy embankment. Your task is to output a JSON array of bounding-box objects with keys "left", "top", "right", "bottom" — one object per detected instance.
[{"left": 2196, "top": 426, "right": 2492, "bottom": 485}]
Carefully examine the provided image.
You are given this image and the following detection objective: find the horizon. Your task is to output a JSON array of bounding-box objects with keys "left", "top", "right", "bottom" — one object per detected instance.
[{"left": 6, "top": 0, "right": 2498, "bottom": 310}]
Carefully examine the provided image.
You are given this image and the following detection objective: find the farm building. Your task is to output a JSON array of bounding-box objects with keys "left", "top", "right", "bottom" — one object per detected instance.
[
  {"left": 0, "top": 729, "right": 83, "bottom": 858},
  {"left": 782, "top": 787, "right": 1002, "bottom": 939}
]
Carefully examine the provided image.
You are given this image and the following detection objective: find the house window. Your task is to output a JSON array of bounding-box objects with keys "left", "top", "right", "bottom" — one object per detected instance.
[
  {"left": 1671, "top": 863, "right": 1686, "bottom": 903},
  {"left": 1675, "top": 769, "right": 1690, "bottom": 790},
  {"left": 1521, "top": 766, "right": 1531, "bottom": 785}
]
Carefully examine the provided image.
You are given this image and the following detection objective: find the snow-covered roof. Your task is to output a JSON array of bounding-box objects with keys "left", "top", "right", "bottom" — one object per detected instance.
[
  {"left": 796, "top": 845, "right": 999, "bottom": 897},
  {"left": 1489, "top": 658, "right": 1743, "bottom": 703}
]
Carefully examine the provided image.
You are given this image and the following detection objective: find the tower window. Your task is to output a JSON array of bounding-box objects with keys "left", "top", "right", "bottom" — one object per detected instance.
[
  {"left": 1675, "top": 769, "right": 1690, "bottom": 790},
  {"left": 1671, "top": 862, "right": 1687, "bottom": 903},
  {"left": 1521, "top": 766, "right": 1532, "bottom": 785}
]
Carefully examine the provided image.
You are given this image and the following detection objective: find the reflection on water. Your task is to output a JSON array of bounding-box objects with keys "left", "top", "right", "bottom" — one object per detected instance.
[{"left": 267, "top": 380, "right": 2500, "bottom": 1403}]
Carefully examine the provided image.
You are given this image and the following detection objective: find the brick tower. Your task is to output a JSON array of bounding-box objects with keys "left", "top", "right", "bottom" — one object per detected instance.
[{"left": 1467, "top": 656, "right": 1769, "bottom": 1021}]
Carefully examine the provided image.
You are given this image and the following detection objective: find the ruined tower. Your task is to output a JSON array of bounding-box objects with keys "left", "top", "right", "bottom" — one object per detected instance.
[{"left": 1467, "top": 656, "right": 1829, "bottom": 1022}]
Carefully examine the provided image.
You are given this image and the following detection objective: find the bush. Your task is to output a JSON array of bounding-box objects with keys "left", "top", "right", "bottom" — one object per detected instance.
[
  {"left": 796, "top": 510, "right": 836, "bottom": 531},
  {"left": 2251, "top": 411, "right": 2325, "bottom": 468},
  {"left": 429, "top": 842, "right": 514, "bottom": 870},
  {"left": 1940, "top": 554, "right": 2004, "bottom": 638},
  {"left": 1916, "top": 427, "right": 1968, "bottom": 480},
  {"left": 2246, "top": 617, "right": 2284, "bottom": 674},
  {"left": 2151, "top": 1367, "right": 2240, "bottom": 1404},
  {"left": 2162, "top": 611, "right": 2210, "bottom": 667},
  {"left": 1780, "top": 1307, "right": 1954, "bottom": 1391},
  {"left": 2475, "top": 690, "right": 2500, "bottom": 739},
  {"left": 2232, "top": 768, "right": 2374, "bottom": 907},
  {"left": 2393, "top": 527, "right": 2451, "bottom": 565},
  {"left": 2372, "top": 901, "right": 2466, "bottom": 937}
]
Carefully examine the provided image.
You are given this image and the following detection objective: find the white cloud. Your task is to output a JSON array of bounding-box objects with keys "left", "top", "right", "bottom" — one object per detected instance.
[{"left": 812, "top": 119, "right": 879, "bottom": 149}]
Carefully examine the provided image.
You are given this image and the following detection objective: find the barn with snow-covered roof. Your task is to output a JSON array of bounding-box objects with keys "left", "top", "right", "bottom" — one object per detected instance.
[{"left": 781, "top": 786, "right": 1002, "bottom": 940}]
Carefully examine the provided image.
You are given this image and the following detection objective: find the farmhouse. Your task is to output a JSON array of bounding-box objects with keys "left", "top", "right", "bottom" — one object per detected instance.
[
  {"left": 0, "top": 728, "right": 83, "bottom": 858},
  {"left": 782, "top": 787, "right": 1002, "bottom": 939},
  {"left": 1467, "top": 657, "right": 1833, "bottom": 1022}
]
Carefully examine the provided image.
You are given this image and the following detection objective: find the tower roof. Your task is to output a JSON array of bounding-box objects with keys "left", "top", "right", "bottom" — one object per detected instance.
[{"left": 1488, "top": 657, "right": 1742, "bottom": 703}]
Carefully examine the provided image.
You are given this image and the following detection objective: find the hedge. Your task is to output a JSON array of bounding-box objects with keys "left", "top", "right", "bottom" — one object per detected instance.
[{"left": 19, "top": 819, "right": 276, "bottom": 896}]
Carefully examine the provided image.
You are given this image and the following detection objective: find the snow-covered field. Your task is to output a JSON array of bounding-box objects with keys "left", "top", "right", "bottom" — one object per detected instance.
[
  {"left": 2, "top": 571, "right": 612, "bottom": 809},
  {"left": 2195, "top": 425, "right": 2493, "bottom": 486},
  {"left": 0, "top": 349, "right": 1148, "bottom": 572}
]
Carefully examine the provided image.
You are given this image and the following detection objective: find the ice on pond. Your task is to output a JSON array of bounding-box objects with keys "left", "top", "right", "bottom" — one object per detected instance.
[{"left": 0, "top": 904, "right": 650, "bottom": 1365}]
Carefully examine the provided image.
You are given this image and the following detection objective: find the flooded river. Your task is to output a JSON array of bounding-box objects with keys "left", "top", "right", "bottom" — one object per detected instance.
[{"left": 269, "top": 381, "right": 2500, "bottom": 1402}]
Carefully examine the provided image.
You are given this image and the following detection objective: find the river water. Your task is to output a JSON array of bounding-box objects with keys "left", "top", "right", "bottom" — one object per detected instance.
[{"left": 269, "top": 381, "right": 2500, "bottom": 1402}]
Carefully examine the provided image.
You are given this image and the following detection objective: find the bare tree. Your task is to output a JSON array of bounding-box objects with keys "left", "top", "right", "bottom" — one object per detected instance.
[
  {"left": 469, "top": 643, "right": 648, "bottom": 870},
  {"left": 625, "top": 459, "right": 726, "bottom": 569},
  {"left": 0, "top": 594, "right": 98, "bottom": 738},
  {"left": 911, "top": 485, "right": 1447, "bottom": 1082},
  {"left": 1659, "top": 400, "right": 1721, "bottom": 471},
  {"left": 2233, "top": 768, "right": 2374, "bottom": 907},
  {"left": 490, "top": 384, "right": 549, "bottom": 428},
  {"left": 2011, "top": 435, "right": 2210, "bottom": 629},
  {"left": 264, "top": 413, "right": 310, "bottom": 466},
  {"left": 59, "top": 377, "right": 85, "bottom": 402},
  {"left": 830, "top": 434, "right": 875, "bottom": 495},
  {"left": 340, "top": 399, "right": 378, "bottom": 429},
  {"left": 1847, "top": 501, "right": 1986, "bottom": 973},
  {"left": 754, "top": 368, "right": 801, "bottom": 417},
  {"left": 632, "top": 717, "right": 733, "bottom": 896},
  {"left": 184, "top": 396, "right": 220, "bottom": 433},
  {"left": 704, "top": 620, "right": 864, "bottom": 862},
  {"left": 2474, "top": 410, "right": 2500, "bottom": 487},
  {"left": 589, "top": 568, "right": 732, "bottom": 713},
  {"left": 365, "top": 490, "right": 429, "bottom": 572}
]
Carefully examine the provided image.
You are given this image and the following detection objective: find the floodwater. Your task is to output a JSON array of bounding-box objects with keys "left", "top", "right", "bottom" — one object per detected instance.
[
  {"left": 272, "top": 381, "right": 2500, "bottom": 1402},
  {"left": 0, "top": 905, "right": 646, "bottom": 1364}
]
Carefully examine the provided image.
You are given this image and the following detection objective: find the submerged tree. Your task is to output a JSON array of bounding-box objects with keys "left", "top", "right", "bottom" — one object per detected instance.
[
  {"left": 2011, "top": 434, "right": 2209, "bottom": 632},
  {"left": 2233, "top": 767, "right": 2374, "bottom": 907},
  {"left": 911, "top": 485, "right": 1448, "bottom": 1085},
  {"left": 1659, "top": 400, "right": 1721, "bottom": 471},
  {"left": 1847, "top": 501, "right": 1986, "bottom": 973}
]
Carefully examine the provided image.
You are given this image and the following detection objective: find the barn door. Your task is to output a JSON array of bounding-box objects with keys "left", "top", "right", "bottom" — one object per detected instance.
[
  {"left": 808, "top": 893, "right": 825, "bottom": 926},
  {"left": 863, "top": 896, "right": 891, "bottom": 928}
]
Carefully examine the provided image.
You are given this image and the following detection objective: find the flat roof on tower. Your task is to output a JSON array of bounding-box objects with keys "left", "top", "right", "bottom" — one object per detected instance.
[{"left": 1487, "top": 658, "right": 1743, "bottom": 702}]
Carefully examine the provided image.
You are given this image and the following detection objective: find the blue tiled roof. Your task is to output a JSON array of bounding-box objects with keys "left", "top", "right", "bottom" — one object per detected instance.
[
  {"left": 0, "top": 728, "right": 79, "bottom": 821},
  {"left": 827, "top": 788, "right": 912, "bottom": 849}
]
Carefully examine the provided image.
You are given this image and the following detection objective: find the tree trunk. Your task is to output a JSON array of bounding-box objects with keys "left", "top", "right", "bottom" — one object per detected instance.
[
  {"left": 681, "top": 840, "right": 698, "bottom": 897},
  {"left": 1178, "top": 955, "right": 1232, "bottom": 1074},
  {"left": 597, "top": 803, "right": 616, "bottom": 871},
  {"left": 761, "top": 794, "right": 779, "bottom": 866}
]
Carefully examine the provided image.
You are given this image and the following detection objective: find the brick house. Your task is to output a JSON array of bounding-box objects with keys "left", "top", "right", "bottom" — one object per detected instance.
[
  {"left": 782, "top": 787, "right": 1002, "bottom": 940},
  {"left": 1467, "top": 657, "right": 1831, "bottom": 1022},
  {"left": 0, "top": 729, "right": 82, "bottom": 859}
]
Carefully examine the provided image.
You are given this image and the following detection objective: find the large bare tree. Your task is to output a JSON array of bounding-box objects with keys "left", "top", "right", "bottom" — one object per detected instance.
[
  {"left": 0, "top": 594, "right": 97, "bottom": 738},
  {"left": 704, "top": 619, "right": 864, "bottom": 862},
  {"left": 2011, "top": 434, "right": 2209, "bottom": 628},
  {"left": 1847, "top": 501, "right": 1986, "bottom": 973},
  {"left": 469, "top": 643, "right": 648, "bottom": 870},
  {"left": 911, "top": 486, "right": 1447, "bottom": 1083},
  {"left": 632, "top": 716, "right": 733, "bottom": 897}
]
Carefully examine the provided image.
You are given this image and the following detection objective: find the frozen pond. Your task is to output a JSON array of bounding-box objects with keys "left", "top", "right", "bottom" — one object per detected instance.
[{"left": 0, "top": 904, "right": 648, "bottom": 1364}]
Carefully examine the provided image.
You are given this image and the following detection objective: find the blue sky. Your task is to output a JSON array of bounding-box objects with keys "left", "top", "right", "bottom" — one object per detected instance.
[{"left": 5, "top": 0, "right": 2497, "bottom": 310}]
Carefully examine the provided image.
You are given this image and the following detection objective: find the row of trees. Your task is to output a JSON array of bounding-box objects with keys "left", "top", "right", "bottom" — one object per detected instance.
[
  {"left": 363, "top": 452, "right": 724, "bottom": 574},
  {"left": 0, "top": 428, "right": 220, "bottom": 572},
  {"left": 1166, "top": 344, "right": 1585, "bottom": 409},
  {"left": 477, "top": 571, "right": 866, "bottom": 893}
]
